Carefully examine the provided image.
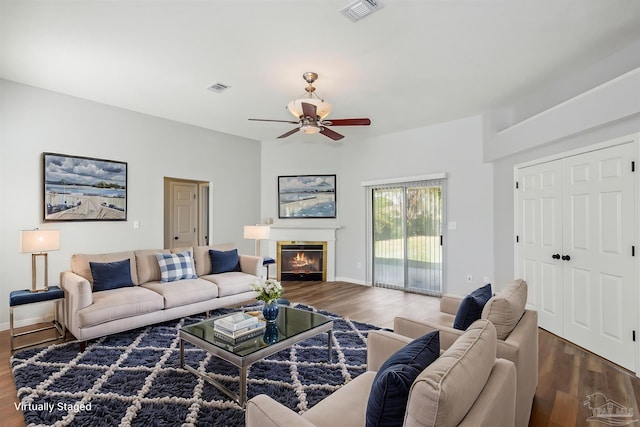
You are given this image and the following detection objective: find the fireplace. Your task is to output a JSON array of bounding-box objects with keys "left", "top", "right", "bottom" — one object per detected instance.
[{"left": 277, "top": 241, "right": 327, "bottom": 281}]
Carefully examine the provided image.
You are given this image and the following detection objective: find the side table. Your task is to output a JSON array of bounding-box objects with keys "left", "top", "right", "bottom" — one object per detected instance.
[
  {"left": 263, "top": 257, "right": 276, "bottom": 280},
  {"left": 10, "top": 286, "right": 66, "bottom": 352}
]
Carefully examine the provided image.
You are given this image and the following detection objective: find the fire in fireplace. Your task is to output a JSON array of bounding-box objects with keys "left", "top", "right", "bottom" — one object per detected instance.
[{"left": 277, "top": 241, "right": 327, "bottom": 281}]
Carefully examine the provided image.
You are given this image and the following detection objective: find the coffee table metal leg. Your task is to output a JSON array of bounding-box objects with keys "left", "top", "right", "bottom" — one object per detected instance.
[
  {"left": 239, "top": 366, "right": 248, "bottom": 406},
  {"left": 180, "top": 339, "right": 185, "bottom": 368},
  {"left": 327, "top": 330, "right": 333, "bottom": 362}
]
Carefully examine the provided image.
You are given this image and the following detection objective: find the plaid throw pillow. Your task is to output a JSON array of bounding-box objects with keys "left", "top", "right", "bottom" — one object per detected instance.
[{"left": 155, "top": 251, "right": 197, "bottom": 282}]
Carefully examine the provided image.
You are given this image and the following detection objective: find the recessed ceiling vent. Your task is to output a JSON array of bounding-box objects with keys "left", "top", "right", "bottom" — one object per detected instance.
[
  {"left": 207, "top": 82, "right": 231, "bottom": 93},
  {"left": 341, "top": 0, "right": 383, "bottom": 22}
]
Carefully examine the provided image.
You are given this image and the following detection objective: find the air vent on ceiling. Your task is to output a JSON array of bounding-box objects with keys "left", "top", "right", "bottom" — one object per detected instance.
[
  {"left": 207, "top": 82, "right": 231, "bottom": 93},
  {"left": 341, "top": 0, "right": 383, "bottom": 22}
]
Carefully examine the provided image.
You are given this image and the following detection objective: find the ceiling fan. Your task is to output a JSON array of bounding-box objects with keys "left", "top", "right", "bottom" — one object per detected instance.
[{"left": 249, "top": 72, "right": 371, "bottom": 141}]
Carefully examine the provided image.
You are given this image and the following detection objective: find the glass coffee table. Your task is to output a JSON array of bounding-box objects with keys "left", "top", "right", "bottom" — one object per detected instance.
[{"left": 179, "top": 305, "right": 333, "bottom": 406}]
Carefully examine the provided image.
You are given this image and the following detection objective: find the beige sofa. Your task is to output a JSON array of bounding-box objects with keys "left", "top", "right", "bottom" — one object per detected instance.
[
  {"left": 393, "top": 279, "right": 537, "bottom": 427},
  {"left": 246, "top": 320, "right": 516, "bottom": 427},
  {"left": 61, "top": 243, "right": 261, "bottom": 348}
]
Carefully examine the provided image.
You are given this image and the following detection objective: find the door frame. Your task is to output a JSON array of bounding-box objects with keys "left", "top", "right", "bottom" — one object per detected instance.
[
  {"left": 164, "top": 177, "right": 213, "bottom": 249},
  {"left": 363, "top": 173, "right": 447, "bottom": 295},
  {"left": 513, "top": 132, "right": 639, "bottom": 377}
]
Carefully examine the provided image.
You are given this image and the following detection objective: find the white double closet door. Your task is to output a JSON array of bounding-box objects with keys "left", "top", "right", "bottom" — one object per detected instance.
[{"left": 516, "top": 139, "right": 637, "bottom": 371}]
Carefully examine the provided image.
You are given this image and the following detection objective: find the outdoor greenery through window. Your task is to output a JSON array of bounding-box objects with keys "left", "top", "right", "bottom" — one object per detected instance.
[{"left": 366, "top": 177, "right": 445, "bottom": 296}]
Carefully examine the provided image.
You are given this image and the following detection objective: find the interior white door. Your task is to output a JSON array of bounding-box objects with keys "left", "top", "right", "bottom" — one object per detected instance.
[
  {"left": 562, "top": 143, "right": 636, "bottom": 370},
  {"left": 516, "top": 159, "right": 564, "bottom": 335},
  {"left": 171, "top": 182, "right": 198, "bottom": 249}
]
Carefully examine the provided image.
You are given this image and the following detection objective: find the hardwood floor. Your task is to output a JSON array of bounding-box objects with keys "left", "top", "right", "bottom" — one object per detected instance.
[{"left": 2, "top": 281, "right": 639, "bottom": 426}]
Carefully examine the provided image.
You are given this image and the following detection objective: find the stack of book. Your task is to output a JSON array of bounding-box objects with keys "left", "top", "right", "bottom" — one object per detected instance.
[{"left": 213, "top": 312, "right": 265, "bottom": 345}]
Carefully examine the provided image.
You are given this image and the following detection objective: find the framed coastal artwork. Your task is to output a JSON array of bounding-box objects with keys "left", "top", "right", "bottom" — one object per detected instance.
[
  {"left": 278, "top": 174, "right": 336, "bottom": 218},
  {"left": 43, "top": 152, "right": 127, "bottom": 222}
]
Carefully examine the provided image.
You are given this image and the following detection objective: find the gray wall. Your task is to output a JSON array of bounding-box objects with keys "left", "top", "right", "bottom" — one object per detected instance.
[
  {"left": 485, "top": 42, "right": 640, "bottom": 286},
  {"left": 261, "top": 115, "right": 495, "bottom": 296},
  {"left": 0, "top": 79, "right": 262, "bottom": 327},
  {"left": 4, "top": 37, "right": 639, "bottom": 329}
]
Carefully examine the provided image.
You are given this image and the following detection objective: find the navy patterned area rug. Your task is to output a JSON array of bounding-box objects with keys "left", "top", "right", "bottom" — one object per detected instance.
[{"left": 11, "top": 303, "right": 380, "bottom": 427}]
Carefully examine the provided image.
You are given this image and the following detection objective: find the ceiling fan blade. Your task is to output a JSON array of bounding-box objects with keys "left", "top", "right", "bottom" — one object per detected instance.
[
  {"left": 249, "top": 118, "right": 299, "bottom": 124},
  {"left": 320, "top": 127, "right": 344, "bottom": 141},
  {"left": 277, "top": 128, "right": 300, "bottom": 139},
  {"left": 322, "top": 118, "right": 371, "bottom": 126},
  {"left": 301, "top": 102, "right": 317, "bottom": 120}
]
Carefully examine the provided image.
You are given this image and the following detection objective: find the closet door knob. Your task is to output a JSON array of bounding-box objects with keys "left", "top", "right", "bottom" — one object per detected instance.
[
  {"left": 562, "top": 255, "right": 571, "bottom": 261},
  {"left": 552, "top": 254, "right": 561, "bottom": 260}
]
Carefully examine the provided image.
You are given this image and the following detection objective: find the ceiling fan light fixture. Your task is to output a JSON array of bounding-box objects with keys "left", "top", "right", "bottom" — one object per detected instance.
[
  {"left": 287, "top": 98, "right": 332, "bottom": 120},
  {"left": 249, "top": 72, "right": 370, "bottom": 141},
  {"left": 301, "top": 124, "right": 321, "bottom": 134}
]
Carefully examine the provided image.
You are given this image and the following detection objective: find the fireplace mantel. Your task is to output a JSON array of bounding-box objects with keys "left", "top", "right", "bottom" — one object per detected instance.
[{"left": 267, "top": 225, "right": 340, "bottom": 281}]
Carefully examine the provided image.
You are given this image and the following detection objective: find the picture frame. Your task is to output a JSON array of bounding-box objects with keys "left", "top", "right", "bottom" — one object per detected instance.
[
  {"left": 43, "top": 152, "right": 127, "bottom": 222},
  {"left": 278, "top": 174, "right": 336, "bottom": 218}
]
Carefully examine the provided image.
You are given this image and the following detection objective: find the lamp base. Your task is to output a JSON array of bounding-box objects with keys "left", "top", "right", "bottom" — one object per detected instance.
[{"left": 31, "top": 253, "right": 50, "bottom": 293}]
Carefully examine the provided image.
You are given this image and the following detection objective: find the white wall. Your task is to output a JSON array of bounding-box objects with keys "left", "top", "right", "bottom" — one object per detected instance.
[
  {"left": 484, "top": 42, "right": 640, "bottom": 286},
  {"left": 261, "top": 115, "right": 494, "bottom": 296},
  {"left": 0, "top": 79, "right": 262, "bottom": 328}
]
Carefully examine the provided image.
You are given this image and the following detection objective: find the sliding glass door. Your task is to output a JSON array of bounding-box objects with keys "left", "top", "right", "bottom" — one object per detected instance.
[{"left": 369, "top": 179, "right": 444, "bottom": 295}]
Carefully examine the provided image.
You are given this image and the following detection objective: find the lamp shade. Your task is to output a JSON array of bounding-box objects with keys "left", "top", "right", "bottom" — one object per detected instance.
[
  {"left": 20, "top": 229, "right": 60, "bottom": 253},
  {"left": 243, "top": 225, "right": 270, "bottom": 240},
  {"left": 287, "top": 98, "right": 332, "bottom": 120}
]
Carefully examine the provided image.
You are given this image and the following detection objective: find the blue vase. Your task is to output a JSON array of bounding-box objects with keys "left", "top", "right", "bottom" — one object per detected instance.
[
  {"left": 262, "top": 301, "right": 279, "bottom": 322},
  {"left": 263, "top": 323, "right": 279, "bottom": 345}
]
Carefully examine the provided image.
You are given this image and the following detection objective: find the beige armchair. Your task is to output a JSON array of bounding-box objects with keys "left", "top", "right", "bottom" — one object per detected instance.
[
  {"left": 246, "top": 320, "right": 516, "bottom": 427},
  {"left": 394, "top": 279, "right": 537, "bottom": 427}
]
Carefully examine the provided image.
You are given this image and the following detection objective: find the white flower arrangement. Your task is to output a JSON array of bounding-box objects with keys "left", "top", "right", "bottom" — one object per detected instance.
[{"left": 251, "top": 279, "right": 283, "bottom": 304}]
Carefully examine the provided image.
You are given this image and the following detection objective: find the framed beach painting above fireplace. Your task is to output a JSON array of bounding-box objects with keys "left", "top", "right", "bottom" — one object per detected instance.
[
  {"left": 43, "top": 152, "right": 127, "bottom": 222},
  {"left": 278, "top": 174, "right": 336, "bottom": 218}
]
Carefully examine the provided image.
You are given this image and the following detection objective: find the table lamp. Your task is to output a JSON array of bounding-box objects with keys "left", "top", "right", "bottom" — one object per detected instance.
[
  {"left": 243, "top": 225, "right": 270, "bottom": 256},
  {"left": 20, "top": 229, "right": 60, "bottom": 292}
]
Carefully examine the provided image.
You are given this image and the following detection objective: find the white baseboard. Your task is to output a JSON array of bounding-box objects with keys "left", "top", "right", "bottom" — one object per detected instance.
[
  {"left": 334, "top": 277, "right": 371, "bottom": 286},
  {"left": 0, "top": 314, "right": 54, "bottom": 332}
]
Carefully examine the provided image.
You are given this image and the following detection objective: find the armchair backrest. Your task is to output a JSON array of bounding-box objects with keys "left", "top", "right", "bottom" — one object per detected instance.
[
  {"left": 404, "top": 319, "right": 516, "bottom": 426},
  {"left": 481, "top": 279, "right": 528, "bottom": 340}
]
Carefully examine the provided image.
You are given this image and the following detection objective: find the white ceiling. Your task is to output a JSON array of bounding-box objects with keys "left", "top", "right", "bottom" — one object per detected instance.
[{"left": 2, "top": 0, "right": 640, "bottom": 142}]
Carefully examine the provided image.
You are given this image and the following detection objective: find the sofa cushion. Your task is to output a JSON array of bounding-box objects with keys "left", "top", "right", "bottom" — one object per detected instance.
[
  {"left": 482, "top": 279, "right": 528, "bottom": 340},
  {"left": 155, "top": 251, "right": 197, "bottom": 282},
  {"left": 77, "top": 286, "right": 165, "bottom": 328},
  {"left": 200, "top": 272, "right": 255, "bottom": 297},
  {"left": 89, "top": 259, "right": 135, "bottom": 292},
  {"left": 71, "top": 251, "right": 138, "bottom": 285},
  {"left": 141, "top": 278, "right": 219, "bottom": 309},
  {"left": 193, "top": 243, "right": 236, "bottom": 276},
  {"left": 135, "top": 249, "right": 170, "bottom": 284},
  {"left": 453, "top": 283, "right": 492, "bottom": 330},
  {"left": 366, "top": 331, "right": 440, "bottom": 427},
  {"left": 209, "top": 249, "right": 242, "bottom": 274},
  {"left": 404, "top": 320, "right": 497, "bottom": 427}
]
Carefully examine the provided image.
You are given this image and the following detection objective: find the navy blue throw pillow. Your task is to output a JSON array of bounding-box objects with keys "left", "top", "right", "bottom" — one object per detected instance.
[
  {"left": 453, "top": 283, "right": 492, "bottom": 330},
  {"left": 209, "top": 249, "right": 241, "bottom": 274},
  {"left": 89, "top": 259, "right": 134, "bottom": 292},
  {"left": 366, "top": 331, "right": 440, "bottom": 427}
]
